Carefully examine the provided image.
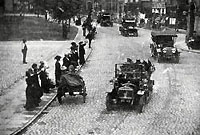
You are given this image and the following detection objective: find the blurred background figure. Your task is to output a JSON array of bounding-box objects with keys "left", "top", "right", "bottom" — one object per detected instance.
[
  {"left": 54, "top": 55, "right": 62, "bottom": 87},
  {"left": 21, "top": 39, "right": 28, "bottom": 64}
]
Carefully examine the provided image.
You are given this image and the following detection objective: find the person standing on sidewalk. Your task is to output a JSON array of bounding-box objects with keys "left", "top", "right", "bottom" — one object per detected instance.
[
  {"left": 31, "top": 63, "right": 43, "bottom": 106},
  {"left": 82, "top": 21, "right": 87, "bottom": 36},
  {"left": 21, "top": 39, "right": 28, "bottom": 64},
  {"left": 55, "top": 55, "right": 62, "bottom": 87},
  {"left": 78, "top": 41, "right": 86, "bottom": 65},
  {"left": 24, "top": 68, "right": 36, "bottom": 111},
  {"left": 86, "top": 32, "right": 93, "bottom": 48}
]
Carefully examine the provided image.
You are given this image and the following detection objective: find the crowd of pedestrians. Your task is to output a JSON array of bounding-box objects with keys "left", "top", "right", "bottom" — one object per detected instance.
[
  {"left": 82, "top": 15, "right": 97, "bottom": 48},
  {"left": 54, "top": 40, "right": 87, "bottom": 87},
  {"left": 24, "top": 13, "right": 96, "bottom": 111},
  {"left": 24, "top": 61, "right": 55, "bottom": 111}
]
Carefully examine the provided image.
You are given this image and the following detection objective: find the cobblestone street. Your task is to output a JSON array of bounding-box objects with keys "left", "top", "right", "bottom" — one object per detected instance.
[{"left": 23, "top": 25, "right": 200, "bottom": 135}]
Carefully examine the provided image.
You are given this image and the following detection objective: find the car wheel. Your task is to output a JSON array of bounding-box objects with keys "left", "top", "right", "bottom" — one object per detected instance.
[
  {"left": 106, "top": 94, "right": 113, "bottom": 111},
  {"left": 82, "top": 86, "right": 87, "bottom": 103},
  {"left": 175, "top": 56, "right": 179, "bottom": 63},
  {"left": 157, "top": 57, "right": 161, "bottom": 63},
  {"left": 138, "top": 96, "right": 145, "bottom": 113}
]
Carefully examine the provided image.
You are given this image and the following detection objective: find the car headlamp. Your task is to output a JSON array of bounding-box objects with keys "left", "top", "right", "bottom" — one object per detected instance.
[
  {"left": 163, "top": 49, "right": 167, "bottom": 53},
  {"left": 137, "top": 90, "right": 145, "bottom": 95},
  {"left": 157, "top": 48, "right": 161, "bottom": 52},
  {"left": 172, "top": 48, "right": 176, "bottom": 53}
]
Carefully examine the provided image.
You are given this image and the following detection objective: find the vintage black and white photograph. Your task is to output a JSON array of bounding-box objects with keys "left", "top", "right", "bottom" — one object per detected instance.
[{"left": 0, "top": 0, "right": 200, "bottom": 135}]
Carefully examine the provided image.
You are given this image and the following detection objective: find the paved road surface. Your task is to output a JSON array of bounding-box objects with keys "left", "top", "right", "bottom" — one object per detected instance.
[{"left": 23, "top": 25, "right": 200, "bottom": 135}]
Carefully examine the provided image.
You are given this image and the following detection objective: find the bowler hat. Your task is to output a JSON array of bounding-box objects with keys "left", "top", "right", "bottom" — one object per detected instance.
[
  {"left": 22, "top": 39, "right": 27, "bottom": 43},
  {"left": 71, "top": 42, "right": 77, "bottom": 46},
  {"left": 79, "top": 41, "right": 84, "bottom": 45},
  {"left": 54, "top": 55, "right": 61, "bottom": 60},
  {"left": 32, "top": 63, "right": 37, "bottom": 69}
]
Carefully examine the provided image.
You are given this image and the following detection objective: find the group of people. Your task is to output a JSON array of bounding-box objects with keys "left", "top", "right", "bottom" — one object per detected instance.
[
  {"left": 54, "top": 41, "right": 87, "bottom": 87},
  {"left": 82, "top": 17, "right": 97, "bottom": 48},
  {"left": 24, "top": 61, "right": 55, "bottom": 111}
]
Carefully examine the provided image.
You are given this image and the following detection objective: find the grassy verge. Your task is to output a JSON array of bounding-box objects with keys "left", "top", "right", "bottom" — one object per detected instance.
[{"left": 0, "top": 16, "right": 78, "bottom": 41}]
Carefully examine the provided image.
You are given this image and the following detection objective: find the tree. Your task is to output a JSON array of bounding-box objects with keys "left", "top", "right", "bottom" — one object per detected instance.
[{"left": 44, "top": 0, "right": 83, "bottom": 38}]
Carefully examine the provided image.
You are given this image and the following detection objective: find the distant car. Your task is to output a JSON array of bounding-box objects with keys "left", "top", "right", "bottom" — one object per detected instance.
[
  {"left": 106, "top": 59, "right": 155, "bottom": 113},
  {"left": 119, "top": 19, "right": 138, "bottom": 37},
  {"left": 150, "top": 31, "right": 180, "bottom": 63},
  {"left": 100, "top": 13, "right": 113, "bottom": 27},
  {"left": 186, "top": 34, "right": 200, "bottom": 50}
]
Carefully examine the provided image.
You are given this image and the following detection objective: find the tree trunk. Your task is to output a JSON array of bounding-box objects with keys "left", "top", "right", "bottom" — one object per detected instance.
[{"left": 189, "top": 2, "right": 195, "bottom": 38}]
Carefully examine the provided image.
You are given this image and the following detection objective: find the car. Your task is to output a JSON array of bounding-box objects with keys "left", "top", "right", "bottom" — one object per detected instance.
[
  {"left": 100, "top": 13, "right": 113, "bottom": 27},
  {"left": 150, "top": 31, "right": 180, "bottom": 63},
  {"left": 106, "top": 59, "right": 155, "bottom": 113},
  {"left": 119, "top": 19, "right": 138, "bottom": 37},
  {"left": 186, "top": 34, "right": 200, "bottom": 50},
  {"left": 57, "top": 69, "right": 87, "bottom": 104}
]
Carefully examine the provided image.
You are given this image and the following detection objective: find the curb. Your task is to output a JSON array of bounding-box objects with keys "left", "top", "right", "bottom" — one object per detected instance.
[{"left": 10, "top": 25, "right": 93, "bottom": 135}]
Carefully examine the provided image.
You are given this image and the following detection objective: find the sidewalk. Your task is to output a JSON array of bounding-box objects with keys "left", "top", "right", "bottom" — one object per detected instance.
[{"left": 0, "top": 24, "right": 92, "bottom": 135}]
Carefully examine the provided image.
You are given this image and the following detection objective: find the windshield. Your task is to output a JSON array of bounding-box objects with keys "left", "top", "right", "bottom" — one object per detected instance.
[
  {"left": 122, "top": 22, "right": 135, "bottom": 27},
  {"left": 152, "top": 36, "right": 174, "bottom": 47},
  {"left": 102, "top": 15, "right": 111, "bottom": 20}
]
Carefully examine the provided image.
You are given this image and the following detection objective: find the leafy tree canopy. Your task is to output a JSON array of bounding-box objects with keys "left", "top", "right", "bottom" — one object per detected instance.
[{"left": 44, "top": 0, "right": 83, "bottom": 20}]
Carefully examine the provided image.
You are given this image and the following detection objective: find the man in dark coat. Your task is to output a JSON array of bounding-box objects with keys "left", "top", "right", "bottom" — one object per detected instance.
[
  {"left": 82, "top": 21, "right": 87, "bottom": 36},
  {"left": 78, "top": 41, "right": 86, "bottom": 65},
  {"left": 69, "top": 47, "right": 79, "bottom": 67},
  {"left": 55, "top": 55, "right": 62, "bottom": 87},
  {"left": 86, "top": 32, "right": 93, "bottom": 48},
  {"left": 21, "top": 39, "right": 28, "bottom": 64},
  {"left": 62, "top": 54, "right": 71, "bottom": 70}
]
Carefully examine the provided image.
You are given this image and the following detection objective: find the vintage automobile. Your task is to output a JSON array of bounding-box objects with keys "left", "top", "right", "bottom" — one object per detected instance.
[
  {"left": 186, "top": 34, "right": 200, "bottom": 50},
  {"left": 150, "top": 31, "right": 180, "bottom": 63},
  {"left": 106, "top": 59, "right": 155, "bottom": 113},
  {"left": 57, "top": 67, "right": 87, "bottom": 104},
  {"left": 119, "top": 19, "right": 138, "bottom": 37},
  {"left": 100, "top": 13, "right": 113, "bottom": 27}
]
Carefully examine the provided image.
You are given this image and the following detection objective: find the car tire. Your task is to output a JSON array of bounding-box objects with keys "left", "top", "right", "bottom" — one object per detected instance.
[
  {"left": 106, "top": 94, "right": 113, "bottom": 111},
  {"left": 157, "top": 57, "right": 161, "bottom": 63}
]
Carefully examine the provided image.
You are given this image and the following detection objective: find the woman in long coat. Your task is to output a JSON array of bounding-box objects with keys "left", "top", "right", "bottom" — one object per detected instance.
[
  {"left": 39, "top": 61, "right": 50, "bottom": 93},
  {"left": 24, "top": 69, "right": 36, "bottom": 111},
  {"left": 78, "top": 41, "right": 86, "bottom": 65},
  {"left": 32, "top": 63, "right": 43, "bottom": 106}
]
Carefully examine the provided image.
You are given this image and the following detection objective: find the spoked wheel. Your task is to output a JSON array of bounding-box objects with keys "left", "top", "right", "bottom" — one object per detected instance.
[
  {"left": 175, "top": 56, "right": 179, "bottom": 63},
  {"left": 57, "top": 95, "right": 62, "bottom": 104},
  {"left": 82, "top": 86, "right": 87, "bottom": 103},
  {"left": 157, "top": 56, "right": 161, "bottom": 63},
  {"left": 134, "top": 32, "right": 138, "bottom": 37},
  {"left": 57, "top": 87, "right": 64, "bottom": 104},
  {"left": 106, "top": 94, "right": 113, "bottom": 111},
  {"left": 138, "top": 96, "right": 145, "bottom": 113}
]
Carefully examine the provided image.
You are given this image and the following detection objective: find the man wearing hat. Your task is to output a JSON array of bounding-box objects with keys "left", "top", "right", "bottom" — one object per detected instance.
[
  {"left": 78, "top": 41, "right": 86, "bottom": 65},
  {"left": 21, "top": 39, "right": 28, "bottom": 64},
  {"left": 69, "top": 46, "right": 79, "bottom": 67},
  {"left": 71, "top": 41, "right": 78, "bottom": 51},
  {"left": 62, "top": 54, "right": 71, "bottom": 70},
  {"left": 55, "top": 55, "right": 62, "bottom": 86},
  {"left": 86, "top": 31, "right": 93, "bottom": 48}
]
